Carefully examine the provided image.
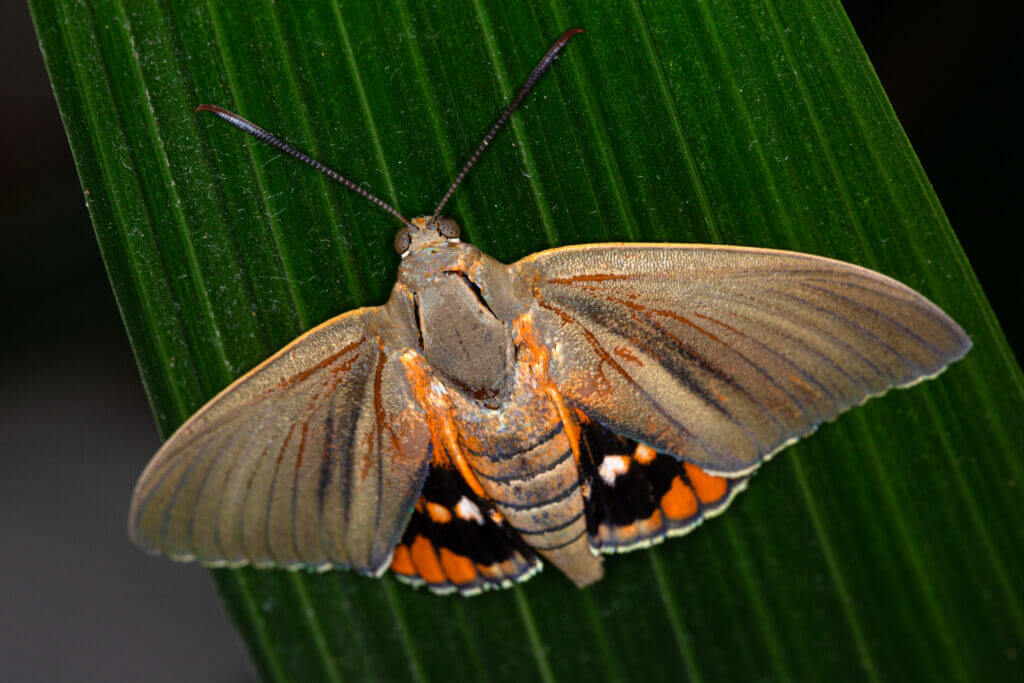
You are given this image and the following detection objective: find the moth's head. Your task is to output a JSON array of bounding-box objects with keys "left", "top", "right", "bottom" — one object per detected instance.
[{"left": 394, "top": 216, "right": 462, "bottom": 257}]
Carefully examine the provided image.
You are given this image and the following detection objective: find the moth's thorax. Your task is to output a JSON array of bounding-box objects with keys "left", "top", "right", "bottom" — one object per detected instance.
[
  {"left": 390, "top": 226, "right": 529, "bottom": 405},
  {"left": 448, "top": 331, "right": 564, "bottom": 458}
]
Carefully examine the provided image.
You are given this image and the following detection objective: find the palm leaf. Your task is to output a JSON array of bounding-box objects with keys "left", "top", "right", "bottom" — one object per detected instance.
[{"left": 30, "top": 0, "right": 1023, "bottom": 681}]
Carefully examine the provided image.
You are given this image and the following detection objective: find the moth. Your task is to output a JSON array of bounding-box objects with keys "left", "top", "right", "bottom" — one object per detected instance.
[{"left": 130, "top": 28, "right": 970, "bottom": 595}]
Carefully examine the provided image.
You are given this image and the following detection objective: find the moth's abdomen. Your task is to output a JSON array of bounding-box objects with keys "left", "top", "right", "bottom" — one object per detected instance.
[
  {"left": 466, "top": 411, "right": 603, "bottom": 586},
  {"left": 473, "top": 425, "right": 584, "bottom": 546}
]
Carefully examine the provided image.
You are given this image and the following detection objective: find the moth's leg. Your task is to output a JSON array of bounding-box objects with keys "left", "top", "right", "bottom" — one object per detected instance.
[
  {"left": 546, "top": 386, "right": 583, "bottom": 468},
  {"left": 399, "top": 350, "right": 488, "bottom": 498}
]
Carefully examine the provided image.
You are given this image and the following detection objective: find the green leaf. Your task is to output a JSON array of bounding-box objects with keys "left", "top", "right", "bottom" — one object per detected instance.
[{"left": 31, "top": 0, "right": 1022, "bottom": 681}]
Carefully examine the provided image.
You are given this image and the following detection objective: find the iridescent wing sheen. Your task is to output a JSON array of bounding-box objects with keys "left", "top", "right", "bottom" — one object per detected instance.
[
  {"left": 129, "top": 308, "right": 432, "bottom": 576},
  {"left": 514, "top": 244, "right": 971, "bottom": 476}
]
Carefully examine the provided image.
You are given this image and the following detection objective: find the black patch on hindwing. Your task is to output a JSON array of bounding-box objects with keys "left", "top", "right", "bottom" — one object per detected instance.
[
  {"left": 390, "top": 463, "right": 539, "bottom": 595},
  {"left": 577, "top": 417, "right": 750, "bottom": 553}
]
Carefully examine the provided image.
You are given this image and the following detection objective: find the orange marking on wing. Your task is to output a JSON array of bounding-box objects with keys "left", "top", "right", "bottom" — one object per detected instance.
[
  {"left": 535, "top": 298, "right": 627, "bottom": 389},
  {"left": 278, "top": 338, "right": 365, "bottom": 389},
  {"left": 498, "top": 558, "right": 525, "bottom": 578},
  {"left": 440, "top": 548, "right": 478, "bottom": 585},
  {"left": 690, "top": 310, "right": 744, "bottom": 337},
  {"left": 640, "top": 509, "right": 664, "bottom": 531},
  {"left": 294, "top": 422, "right": 309, "bottom": 471},
  {"left": 784, "top": 370, "right": 820, "bottom": 396},
  {"left": 477, "top": 563, "right": 502, "bottom": 580},
  {"left": 372, "top": 348, "right": 389, "bottom": 439},
  {"left": 586, "top": 287, "right": 726, "bottom": 345},
  {"left": 661, "top": 476, "right": 699, "bottom": 520},
  {"left": 488, "top": 509, "right": 505, "bottom": 524},
  {"left": 662, "top": 307, "right": 727, "bottom": 343},
  {"left": 390, "top": 545, "right": 415, "bottom": 576},
  {"left": 367, "top": 348, "right": 407, "bottom": 474},
  {"left": 426, "top": 502, "right": 452, "bottom": 524},
  {"left": 410, "top": 535, "right": 445, "bottom": 584},
  {"left": 683, "top": 463, "right": 729, "bottom": 504},
  {"left": 614, "top": 345, "right": 643, "bottom": 365},
  {"left": 547, "top": 273, "right": 634, "bottom": 285},
  {"left": 634, "top": 443, "right": 658, "bottom": 465}
]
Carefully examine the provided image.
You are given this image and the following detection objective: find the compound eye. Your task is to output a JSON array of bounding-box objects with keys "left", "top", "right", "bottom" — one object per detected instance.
[
  {"left": 394, "top": 227, "right": 412, "bottom": 254},
  {"left": 437, "top": 219, "right": 461, "bottom": 240}
]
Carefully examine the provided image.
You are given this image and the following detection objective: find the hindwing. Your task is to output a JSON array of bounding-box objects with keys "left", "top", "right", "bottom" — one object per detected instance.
[
  {"left": 577, "top": 416, "right": 748, "bottom": 553},
  {"left": 390, "top": 463, "right": 541, "bottom": 595}
]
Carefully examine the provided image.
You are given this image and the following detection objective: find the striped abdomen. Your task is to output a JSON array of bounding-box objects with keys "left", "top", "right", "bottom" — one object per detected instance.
[{"left": 466, "top": 418, "right": 602, "bottom": 587}]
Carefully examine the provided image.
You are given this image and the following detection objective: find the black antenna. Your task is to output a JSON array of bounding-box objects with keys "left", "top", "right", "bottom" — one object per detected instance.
[
  {"left": 429, "top": 27, "right": 584, "bottom": 226},
  {"left": 196, "top": 104, "right": 415, "bottom": 229}
]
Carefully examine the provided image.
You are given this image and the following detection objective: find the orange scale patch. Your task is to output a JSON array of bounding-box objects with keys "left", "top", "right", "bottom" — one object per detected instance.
[
  {"left": 499, "top": 558, "right": 529, "bottom": 578},
  {"left": 480, "top": 560, "right": 526, "bottom": 582},
  {"left": 391, "top": 545, "right": 415, "bottom": 576},
  {"left": 611, "top": 522, "right": 639, "bottom": 545},
  {"left": 410, "top": 535, "right": 446, "bottom": 584},
  {"left": 477, "top": 562, "right": 502, "bottom": 580},
  {"left": 661, "top": 476, "right": 699, "bottom": 520},
  {"left": 634, "top": 443, "right": 658, "bottom": 465},
  {"left": 426, "top": 501, "right": 452, "bottom": 523},
  {"left": 636, "top": 509, "right": 665, "bottom": 536},
  {"left": 683, "top": 463, "right": 729, "bottom": 504},
  {"left": 440, "top": 548, "right": 478, "bottom": 585}
]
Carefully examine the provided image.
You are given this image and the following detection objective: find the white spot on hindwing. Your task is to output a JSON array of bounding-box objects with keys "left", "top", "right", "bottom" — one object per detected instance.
[
  {"left": 598, "top": 455, "right": 630, "bottom": 485},
  {"left": 456, "top": 496, "right": 485, "bottom": 525}
]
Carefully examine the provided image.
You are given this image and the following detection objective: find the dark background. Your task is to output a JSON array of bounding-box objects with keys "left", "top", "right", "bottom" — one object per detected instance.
[{"left": 0, "top": 1, "right": 1014, "bottom": 681}]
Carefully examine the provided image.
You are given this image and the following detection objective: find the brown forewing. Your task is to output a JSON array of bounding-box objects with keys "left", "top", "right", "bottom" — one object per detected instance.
[
  {"left": 513, "top": 244, "right": 971, "bottom": 475},
  {"left": 129, "top": 307, "right": 432, "bottom": 575}
]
